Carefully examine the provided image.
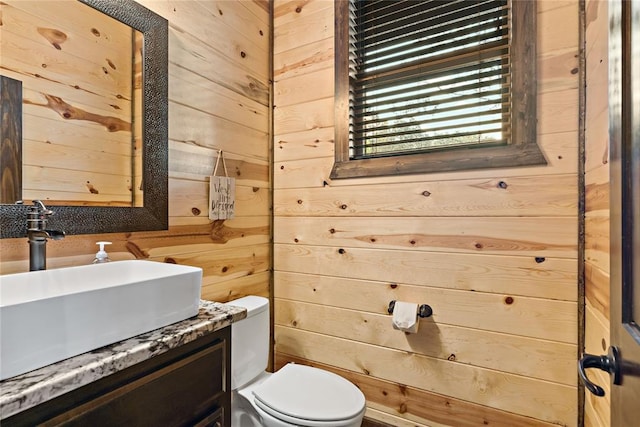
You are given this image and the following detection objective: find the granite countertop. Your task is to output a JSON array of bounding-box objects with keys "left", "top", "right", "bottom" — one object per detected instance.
[{"left": 0, "top": 300, "right": 246, "bottom": 420}]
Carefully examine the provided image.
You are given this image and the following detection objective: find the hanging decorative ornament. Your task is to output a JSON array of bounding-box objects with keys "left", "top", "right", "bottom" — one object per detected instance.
[{"left": 209, "top": 150, "right": 235, "bottom": 220}]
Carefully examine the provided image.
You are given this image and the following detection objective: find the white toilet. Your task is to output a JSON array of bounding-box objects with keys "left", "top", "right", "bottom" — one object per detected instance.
[{"left": 225, "top": 296, "right": 366, "bottom": 427}]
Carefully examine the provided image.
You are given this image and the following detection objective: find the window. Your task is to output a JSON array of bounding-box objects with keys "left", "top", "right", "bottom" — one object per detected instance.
[{"left": 332, "top": 0, "right": 545, "bottom": 179}]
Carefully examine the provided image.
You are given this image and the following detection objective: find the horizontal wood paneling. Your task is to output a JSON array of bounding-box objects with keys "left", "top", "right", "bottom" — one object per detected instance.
[
  {"left": 274, "top": 271, "right": 576, "bottom": 343},
  {"left": 275, "top": 296, "right": 576, "bottom": 384},
  {"left": 274, "top": 131, "right": 579, "bottom": 187},
  {"left": 275, "top": 244, "right": 576, "bottom": 301},
  {"left": 275, "top": 216, "right": 578, "bottom": 258},
  {"left": 275, "top": 175, "right": 578, "bottom": 217},
  {"left": 169, "top": 102, "right": 268, "bottom": 160},
  {"left": 275, "top": 326, "right": 577, "bottom": 426},
  {"left": 273, "top": 1, "right": 580, "bottom": 425},
  {"left": 276, "top": 354, "right": 560, "bottom": 427},
  {"left": 273, "top": 36, "right": 333, "bottom": 80}
]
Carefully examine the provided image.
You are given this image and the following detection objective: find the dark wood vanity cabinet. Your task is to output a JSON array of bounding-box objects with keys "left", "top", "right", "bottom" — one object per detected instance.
[{"left": 4, "top": 327, "right": 231, "bottom": 427}]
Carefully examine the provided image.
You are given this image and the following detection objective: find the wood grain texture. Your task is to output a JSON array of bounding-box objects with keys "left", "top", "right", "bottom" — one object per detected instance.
[
  {"left": 276, "top": 354, "right": 560, "bottom": 427},
  {"left": 275, "top": 297, "right": 577, "bottom": 384},
  {"left": 273, "top": 36, "right": 333, "bottom": 80},
  {"left": 274, "top": 270, "right": 577, "bottom": 343},
  {"left": 273, "top": 1, "right": 580, "bottom": 425},
  {"left": 275, "top": 326, "right": 577, "bottom": 426},
  {"left": 274, "top": 130, "right": 579, "bottom": 187},
  {"left": 275, "top": 175, "right": 578, "bottom": 217},
  {"left": 0, "top": 76, "right": 22, "bottom": 204},
  {"left": 275, "top": 216, "right": 578, "bottom": 258},
  {"left": 2, "top": 0, "right": 136, "bottom": 205},
  {"left": 274, "top": 244, "right": 577, "bottom": 301}
]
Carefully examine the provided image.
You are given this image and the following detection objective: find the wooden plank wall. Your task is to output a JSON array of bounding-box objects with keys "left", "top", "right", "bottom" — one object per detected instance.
[
  {"left": 584, "top": 0, "right": 611, "bottom": 425},
  {"left": 0, "top": 0, "right": 272, "bottom": 305},
  {"left": 273, "top": 1, "right": 580, "bottom": 426}
]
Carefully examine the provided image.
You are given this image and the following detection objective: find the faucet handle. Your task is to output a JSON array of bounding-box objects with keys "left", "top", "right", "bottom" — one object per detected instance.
[
  {"left": 28, "top": 200, "right": 55, "bottom": 231},
  {"left": 32, "top": 200, "right": 54, "bottom": 216}
]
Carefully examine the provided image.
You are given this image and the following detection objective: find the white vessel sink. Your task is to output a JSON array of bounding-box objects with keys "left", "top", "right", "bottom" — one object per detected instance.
[{"left": 0, "top": 260, "right": 202, "bottom": 380}]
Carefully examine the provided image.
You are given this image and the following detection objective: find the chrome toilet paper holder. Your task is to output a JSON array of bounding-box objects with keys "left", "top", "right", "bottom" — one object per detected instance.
[{"left": 387, "top": 300, "right": 433, "bottom": 318}]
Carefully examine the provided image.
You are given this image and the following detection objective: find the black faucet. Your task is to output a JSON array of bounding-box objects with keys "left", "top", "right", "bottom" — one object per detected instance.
[{"left": 27, "top": 200, "right": 65, "bottom": 271}]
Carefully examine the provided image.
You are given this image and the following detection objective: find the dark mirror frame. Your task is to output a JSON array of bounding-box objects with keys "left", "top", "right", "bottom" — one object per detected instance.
[{"left": 0, "top": 0, "right": 168, "bottom": 238}]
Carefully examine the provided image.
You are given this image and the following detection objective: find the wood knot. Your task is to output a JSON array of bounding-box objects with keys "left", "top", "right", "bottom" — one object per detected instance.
[
  {"left": 448, "top": 354, "right": 456, "bottom": 361},
  {"left": 497, "top": 181, "right": 508, "bottom": 189},
  {"left": 280, "top": 165, "right": 284, "bottom": 170},
  {"left": 474, "top": 242, "right": 483, "bottom": 249},
  {"left": 340, "top": 204, "right": 347, "bottom": 209},
  {"left": 259, "top": 30, "right": 264, "bottom": 36},
  {"left": 295, "top": 6, "right": 302, "bottom": 13},
  {"left": 329, "top": 228, "right": 336, "bottom": 234},
  {"left": 389, "top": 283, "right": 397, "bottom": 289},
  {"left": 571, "top": 67, "right": 579, "bottom": 75},
  {"left": 422, "top": 190, "right": 431, "bottom": 197},
  {"left": 86, "top": 183, "right": 99, "bottom": 194},
  {"left": 535, "top": 257, "right": 546, "bottom": 263},
  {"left": 164, "top": 257, "right": 177, "bottom": 264},
  {"left": 362, "top": 368, "right": 370, "bottom": 375},
  {"left": 222, "top": 266, "right": 229, "bottom": 273},
  {"left": 191, "top": 207, "right": 201, "bottom": 216},
  {"left": 297, "top": 199, "right": 303, "bottom": 204},
  {"left": 410, "top": 240, "right": 416, "bottom": 245},
  {"left": 91, "top": 28, "right": 101, "bottom": 37},
  {"left": 338, "top": 248, "right": 346, "bottom": 254},
  {"left": 240, "top": 51, "right": 247, "bottom": 58},
  {"left": 218, "top": 8, "right": 223, "bottom": 15},
  {"left": 504, "top": 296, "right": 514, "bottom": 305},
  {"left": 294, "top": 238, "right": 299, "bottom": 243}
]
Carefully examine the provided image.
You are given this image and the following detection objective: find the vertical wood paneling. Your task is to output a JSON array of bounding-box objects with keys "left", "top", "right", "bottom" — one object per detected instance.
[
  {"left": 0, "top": 1, "right": 272, "bottom": 304},
  {"left": 273, "top": 1, "right": 580, "bottom": 425}
]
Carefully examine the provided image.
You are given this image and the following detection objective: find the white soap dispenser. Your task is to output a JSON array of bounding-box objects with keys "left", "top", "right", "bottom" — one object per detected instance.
[{"left": 93, "top": 241, "right": 112, "bottom": 263}]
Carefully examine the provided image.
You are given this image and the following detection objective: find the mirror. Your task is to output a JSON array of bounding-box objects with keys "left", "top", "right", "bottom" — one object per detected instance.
[{"left": 0, "top": 0, "right": 168, "bottom": 238}]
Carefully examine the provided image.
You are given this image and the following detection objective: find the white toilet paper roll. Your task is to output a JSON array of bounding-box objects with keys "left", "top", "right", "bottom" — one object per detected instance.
[{"left": 392, "top": 301, "right": 419, "bottom": 333}]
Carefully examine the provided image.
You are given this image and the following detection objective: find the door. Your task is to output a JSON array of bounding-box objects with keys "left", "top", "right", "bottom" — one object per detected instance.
[
  {"left": 611, "top": 0, "right": 640, "bottom": 423},
  {"left": 579, "top": 0, "right": 640, "bottom": 425}
]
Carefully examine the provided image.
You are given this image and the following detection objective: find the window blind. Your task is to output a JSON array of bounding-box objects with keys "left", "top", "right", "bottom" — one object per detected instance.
[{"left": 350, "top": 0, "right": 511, "bottom": 159}]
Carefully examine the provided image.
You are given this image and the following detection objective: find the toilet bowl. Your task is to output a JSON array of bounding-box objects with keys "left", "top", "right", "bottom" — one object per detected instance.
[{"left": 225, "top": 296, "right": 366, "bottom": 427}]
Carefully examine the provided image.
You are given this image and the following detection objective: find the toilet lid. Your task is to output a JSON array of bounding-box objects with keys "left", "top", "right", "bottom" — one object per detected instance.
[{"left": 252, "top": 363, "right": 365, "bottom": 423}]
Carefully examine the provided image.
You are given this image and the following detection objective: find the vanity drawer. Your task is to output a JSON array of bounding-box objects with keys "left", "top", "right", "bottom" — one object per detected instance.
[{"left": 4, "top": 327, "right": 231, "bottom": 427}]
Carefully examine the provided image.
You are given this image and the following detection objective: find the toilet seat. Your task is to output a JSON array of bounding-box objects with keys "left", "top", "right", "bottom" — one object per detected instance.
[{"left": 252, "top": 364, "right": 366, "bottom": 426}]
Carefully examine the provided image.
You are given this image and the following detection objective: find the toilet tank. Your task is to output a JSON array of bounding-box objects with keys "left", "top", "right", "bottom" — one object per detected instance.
[{"left": 225, "top": 296, "right": 269, "bottom": 389}]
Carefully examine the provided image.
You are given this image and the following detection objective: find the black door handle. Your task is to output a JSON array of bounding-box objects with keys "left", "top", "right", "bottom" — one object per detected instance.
[{"left": 578, "top": 346, "right": 621, "bottom": 396}]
